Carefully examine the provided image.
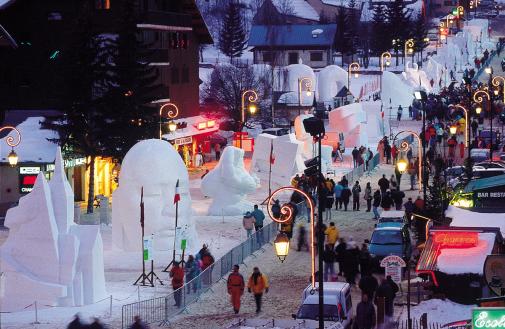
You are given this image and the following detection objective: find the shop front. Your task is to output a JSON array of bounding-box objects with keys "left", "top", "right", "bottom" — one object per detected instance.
[{"left": 451, "top": 175, "right": 505, "bottom": 211}]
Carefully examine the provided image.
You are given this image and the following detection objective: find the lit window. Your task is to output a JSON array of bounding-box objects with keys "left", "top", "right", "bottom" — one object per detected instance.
[{"left": 95, "top": 0, "right": 111, "bottom": 10}]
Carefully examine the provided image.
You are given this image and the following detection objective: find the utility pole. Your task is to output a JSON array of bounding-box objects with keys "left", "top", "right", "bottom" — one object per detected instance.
[{"left": 317, "top": 134, "right": 324, "bottom": 329}]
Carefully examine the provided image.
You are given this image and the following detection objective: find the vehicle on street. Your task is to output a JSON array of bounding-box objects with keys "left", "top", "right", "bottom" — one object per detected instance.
[
  {"left": 294, "top": 282, "right": 353, "bottom": 328},
  {"left": 369, "top": 225, "right": 412, "bottom": 270},
  {"left": 444, "top": 166, "right": 465, "bottom": 180},
  {"left": 261, "top": 127, "right": 290, "bottom": 136},
  {"left": 470, "top": 148, "right": 490, "bottom": 162},
  {"left": 479, "top": 130, "right": 501, "bottom": 149},
  {"left": 376, "top": 210, "right": 405, "bottom": 228},
  {"left": 474, "top": 161, "right": 505, "bottom": 169}
]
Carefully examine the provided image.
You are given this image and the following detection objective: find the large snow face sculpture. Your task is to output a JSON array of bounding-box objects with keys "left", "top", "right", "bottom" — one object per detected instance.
[
  {"left": 0, "top": 148, "right": 106, "bottom": 311},
  {"left": 112, "top": 139, "right": 198, "bottom": 253},
  {"left": 201, "top": 146, "right": 259, "bottom": 216}
]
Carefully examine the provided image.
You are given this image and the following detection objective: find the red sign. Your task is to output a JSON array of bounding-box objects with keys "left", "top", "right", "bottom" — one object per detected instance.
[{"left": 433, "top": 231, "right": 478, "bottom": 248}]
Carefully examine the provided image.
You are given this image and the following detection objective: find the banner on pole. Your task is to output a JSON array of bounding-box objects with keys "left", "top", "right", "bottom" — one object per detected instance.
[
  {"left": 143, "top": 235, "right": 153, "bottom": 261},
  {"left": 175, "top": 226, "right": 189, "bottom": 251}
]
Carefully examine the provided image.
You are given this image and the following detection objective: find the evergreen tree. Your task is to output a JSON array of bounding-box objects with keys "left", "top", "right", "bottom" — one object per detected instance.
[
  {"left": 42, "top": 2, "right": 113, "bottom": 213},
  {"left": 335, "top": 7, "right": 349, "bottom": 65},
  {"left": 386, "top": 0, "right": 412, "bottom": 65},
  {"left": 425, "top": 174, "right": 448, "bottom": 222},
  {"left": 219, "top": 0, "right": 247, "bottom": 62},
  {"left": 370, "top": 5, "right": 390, "bottom": 55},
  {"left": 347, "top": 0, "right": 359, "bottom": 62},
  {"left": 105, "top": 0, "right": 160, "bottom": 159},
  {"left": 412, "top": 13, "right": 429, "bottom": 66}
]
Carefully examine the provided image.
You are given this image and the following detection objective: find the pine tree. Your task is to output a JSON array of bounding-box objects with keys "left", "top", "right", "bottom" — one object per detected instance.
[
  {"left": 42, "top": 2, "right": 113, "bottom": 213},
  {"left": 370, "top": 5, "right": 389, "bottom": 55},
  {"left": 425, "top": 174, "right": 446, "bottom": 221},
  {"left": 386, "top": 0, "right": 412, "bottom": 65},
  {"left": 105, "top": 0, "right": 160, "bottom": 159},
  {"left": 347, "top": 0, "right": 359, "bottom": 62},
  {"left": 335, "top": 6, "right": 349, "bottom": 65},
  {"left": 219, "top": 0, "right": 247, "bottom": 62},
  {"left": 412, "top": 13, "right": 429, "bottom": 66}
]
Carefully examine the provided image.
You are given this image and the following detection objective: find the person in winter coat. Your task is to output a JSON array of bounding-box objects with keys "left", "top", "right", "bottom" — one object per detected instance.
[
  {"left": 297, "top": 223, "right": 309, "bottom": 251},
  {"left": 67, "top": 314, "right": 85, "bottom": 329},
  {"left": 394, "top": 165, "right": 402, "bottom": 190},
  {"left": 324, "top": 222, "right": 340, "bottom": 249},
  {"left": 372, "top": 190, "right": 381, "bottom": 219},
  {"left": 185, "top": 255, "right": 201, "bottom": 293},
  {"left": 375, "top": 276, "right": 398, "bottom": 317},
  {"left": 199, "top": 245, "right": 215, "bottom": 285},
  {"left": 380, "top": 191, "right": 394, "bottom": 210},
  {"left": 343, "top": 238, "right": 360, "bottom": 284},
  {"left": 352, "top": 181, "right": 362, "bottom": 211},
  {"left": 459, "top": 141, "right": 465, "bottom": 159},
  {"left": 341, "top": 185, "right": 352, "bottom": 211},
  {"left": 323, "top": 244, "right": 337, "bottom": 281},
  {"left": 359, "top": 275, "right": 379, "bottom": 300},
  {"left": 354, "top": 294, "right": 376, "bottom": 329},
  {"left": 169, "top": 261, "right": 185, "bottom": 307},
  {"left": 335, "top": 238, "right": 347, "bottom": 275},
  {"left": 88, "top": 318, "right": 106, "bottom": 329},
  {"left": 404, "top": 198, "right": 415, "bottom": 226},
  {"left": 384, "top": 143, "right": 392, "bottom": 164},
  {"left": 364, "top": 182, "right": 372, "bottom": 212},
  {"left": 242, "top": 211, "right": 255, "bottom": 238},
  {"left": 378, "top": 174, "right": 389, "bottom": 195},
  {"left": 334, "top": 181, "right": 343, "bottom": 210},
  {"left": 391, "top": 188, "right": 405, "bottom": 210},
  {"left": 271, "top": 199, "right": 281, "bottom": 219},
  {"left": 397, "top": 105, "right": 403, "bottom": 121},
  {"left": 359, "top": 243, "right": 372, "bottom": 276},
  {"left": 227, "top": 265, "right": 245, "bottom": 314},
  {"left": 128, "top": 316, "right": 149, "bottom": 329},
  {"left": 341, "top": 176, "right": 349, "bottom": 188},
  {"left": 352, "top": 147, "right": 360, "bottom": 167},
  {"left": 247, "top": 267, "right": 269, "bottom": 313},
  {"left": 391, "top": 144, "right": 398, "bottom": 164}
]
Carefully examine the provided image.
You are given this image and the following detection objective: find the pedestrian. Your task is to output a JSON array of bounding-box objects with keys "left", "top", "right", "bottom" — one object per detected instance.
[
  {"left": 372, "top": 190, "right": 381, "bottom": 219},
  {"left": 408, "top": 161, "right": 417, "bottom": 190},
  {"left": 323, "top": 244, "right": 337, "bottom": 281},
  {"left": 384, "top": 143, "right": 391, "bottom": 164},
  {"left": 397, "top": 105, "right": 403, "bottom": 121},
  {"left": 364, "top": 182, "right": 372, "bottom": 212},
  {"left": 362, "top": 149, "right": 370, "bottom": 171},
  {"left": 352, "top": 146, "right": 360, "bottom": 167},
  {"left": 341, "top": 175, "right": 349, "bottom": 187},
  {"left": 391, "top": 144, "right": 398, "bottom": 165},
  {"left": 359, "top": 243, "right": 372, "bottom": 276},
  {"left": 325, "top": 185, "right": 335, "bottom": 220},
  {"left": 380, "top": 191, "right": 393, "bottom": 211},
  {"left": 391, "top": 188, "right": 405, "bottom": 210},
  {"left": 334, "top": 181, "right": 343, "bottom": 210},
  {"left": 408, "top": 105, "right": 413, "bottom": 118},
  {"left": 242, "top": 211, "right": 255, "bottom": 238},
  {"left": 459, "top": 141, "right": 465, "bottom": 160},
  {"left": 128, "top": 316, "right": 149, "bottom": 329},
  {"left": 335, "top": 238, "right": 347, "bottom": 275},
  {"left": 185, "top": 255, "right": 201, "bottom": 293},
  {"left": 247, "top": 267, "right": 269, "bottom": 314},
  {"left": 352, "top": 181, "right": 362, "bottom": 211},
  {"left": 214, "top": 143, "right": 221, "bottom": 161},
  {"left": 199, "top": 244, "right": 215, "bottom": 285},
  {"left": 67, "top": 314, "right": 85, "bottom": 329},
  {"left": 366, "top": 148, "right": 373, "bottom": 169},
  {"left": 389, "top": 174, "right": 397, "bottom": 190},
  {"left": 404, "top": 197, "right": 414, "bottom": 226},
  {"left": 341, "top": 184, "right": 352, "bottom": 211},
  {"left": 354, "top": 293, "right": 376, "bottom": 329},
  {"left": 297, "top": 223, "right": 309, "bottom": 251},
  {"left": 251, "top": 204, "right": 265, "bottom": 244},
  {"left": 378, "top": 174, "right": 389, "bottom": 195},
  {"left": 450, "top": 70, "right": 455, "bottom": 81},
  {"left": 169, "top": 261, "right": 184, "bottom": 307},
  {"left": 471, "top": 119, "right": 479, "bottom": 138},
  {"left": 227, "top": 265, "right": 245, "bottom": 314},
  {"left": 324, "top": 222, "right": 340, "bottom": 249},
  {"left": 343, "top": 238, "right": 360, "bottom": 285},
  {"left": 377, "top": 140, "right": 385, "bottom": 163},
  {"left": 271, "top": 199, "right": 281, "bottom": 219},
  {"left": 375, "top": 276, "right": 398, "bottom": 318},
  {"left": 394, "top": 166, "right": 402, "bottom": 190},
  {"left": 414, "top": 196, "right": 425, "bottom": 213},
  {"left": 88, "top": 318, "right": 106, "bottom": 329},
  {"left": 359, "top": 274, "right": 379, "bottom": 300}
]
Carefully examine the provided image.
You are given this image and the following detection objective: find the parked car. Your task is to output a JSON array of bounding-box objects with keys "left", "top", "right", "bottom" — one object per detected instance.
[
  {"left": 479, "top": 130, "right": 501, "bottom": 149},
  {"left": 474, "top": 161, "right": 505, "bottom": 169},
  {"left": 294, "top": 282, "right": 353, "bottom": 328},
  {"left": 376, "top": 210, "right": 405, "bottom": 228},
  {"left": 261, "top": 127, "right": 290, "bottom": 136},
  {"left": 470, "top": 148, "right": 490, "bottom": 162},
  {"left": 444, "top": 166, "right": 465, "bottom": 180},
  {"left": 369, "top": 225, "right": 412, "bottom": 270}
]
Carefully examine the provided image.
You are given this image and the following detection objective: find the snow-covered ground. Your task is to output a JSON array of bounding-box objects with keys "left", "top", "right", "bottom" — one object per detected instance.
[{"left": 399, "top": 299, "right": 474, "bottom": 325}]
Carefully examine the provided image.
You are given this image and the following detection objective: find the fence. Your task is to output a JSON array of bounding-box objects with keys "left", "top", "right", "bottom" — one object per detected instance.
[
  {"left": 341, "top": 152, "right": 381, "bottom": 184},
  {"left": 121, "top": 222, "right": 279, "bottom": 328}
]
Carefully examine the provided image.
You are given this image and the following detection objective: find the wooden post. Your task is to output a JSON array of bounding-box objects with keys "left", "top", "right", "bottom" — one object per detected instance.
[{"left": 377, "top": 296, "right": 385, "bottom": 326}]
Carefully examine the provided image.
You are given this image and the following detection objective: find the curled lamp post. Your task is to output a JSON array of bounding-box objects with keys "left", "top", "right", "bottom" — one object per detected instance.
[
  {"left": 348, "top": 62, "right": 360, "bottom": 90},
  {"left": 473, "top": 90, "right": 492, "bottom": 159},
  {"left": 404, "top": 39, "right": 415, "bottom": 71},
  {"left": 240, "top": 89, "right": 258, "bottom": 149},
  {"left": 449, "top": 104, "right": 469, "bottom": 148},
  {"left": 298, "top": 77, "right": 313, "bottom": 107},
  {"left": 159, "top": 103, "right": 179, "bottom": 139},
  {"left": 393, "top": 130, "right": 423, "bottom": 190},
  {"left": 0, "top": 126, "right": 21, "bottom": 167},
  {"left": 267, "top": 186, "right": 316, "bottom": 288},
  {"left": 380, "top": 51, "right": 392, "bottom": 94},
  {"left": 492, "top": 76, "right": 505, "bottom": 103}
]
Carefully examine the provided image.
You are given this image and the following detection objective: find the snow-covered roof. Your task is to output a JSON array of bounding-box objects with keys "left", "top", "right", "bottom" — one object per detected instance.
[
  {"left": 0, "top": 116, "right": 58, "bottom": 164},
  {"left": 447, "top": 205, "right": 505, "bottom": 237},
  {"left": 162, "top": 115, "right": 219, "bottom": 141},
  {"left": 271, "top": 0, "right": 320, "bottom": 21},
  {"left": 248, "top": 24, "right": 337, "bottom": 47}
]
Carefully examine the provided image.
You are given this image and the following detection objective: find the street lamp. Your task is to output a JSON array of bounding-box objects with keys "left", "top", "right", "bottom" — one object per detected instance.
[
  {"left": 0, "top": 126, "right": 21, "bottom": 167},
  {"left": 168, "top": 120, "right": 177, "bottom": 133},
  {"left": 404, "top": 39, "right": 415, "bottom": 71},
  {"left": 473, "top": 90, "right": 492, "bottom": 159},
  {"left": 414, "top": 89, "right": 428, "bottom": 200},
  {"left": 397, "top": 158, "right": 408, "bottom": 174},
  {"left": 485, "top": 67, "right": 493, "bottom": 75},
  {"left": 274, "top": 232, "right": 290, "bottom": 262},
  {"left": 240, "top": 89, "right": 258, "bottom": 149},
  {"left": 449, "top": 124, "right": 458, "bottom": 135},
  {"left": 449, "top": 104, "right": 469, "bottom": 149},
  {"left": 491, "top": 76, "right": 505, "bottom": 103},
  {"left": 348, "top": 62, "right": 360, "bottom": 90},
  {"left": 159, "top": 103, "right": 179, "bottom": 139},
  {"left": 393, "top": 131, "right": 423, "bottom": 190},
  {"left": 298, "top": 77, "right": 313, "bottom": 107},
  {"left": 380, "top": 52, "right": 392, "bottom": 94}
]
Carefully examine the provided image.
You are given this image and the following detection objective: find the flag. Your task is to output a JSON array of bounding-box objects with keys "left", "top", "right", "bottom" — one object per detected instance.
[
  {"left": 173, "top": 179, "right": 180, "bottom": 204},
  {"left": 140, "top": 186, "right": 145, "bottom": 228},
  {"left": 270, "top": 142, "right": 275, "bottom": 165}
]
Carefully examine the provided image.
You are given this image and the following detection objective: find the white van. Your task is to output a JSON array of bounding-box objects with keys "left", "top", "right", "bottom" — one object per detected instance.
[{"left": 293, "top": 282, "right": 353, "bottom": 328}]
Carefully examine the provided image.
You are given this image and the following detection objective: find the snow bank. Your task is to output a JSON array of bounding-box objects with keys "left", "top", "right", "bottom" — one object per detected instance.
[
  {"left": 447, "top": 205, "right": 505, "bottom": 236},
  {"left": 400, "top": 299, "right": 474, "bottom": 323},
  {"left": 380, "top": 71, "right": 414, "bottom": 109}
]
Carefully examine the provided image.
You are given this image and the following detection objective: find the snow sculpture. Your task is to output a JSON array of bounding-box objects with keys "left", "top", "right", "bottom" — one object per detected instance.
[
  {"left": 112, "top": 139, "right": 198, "bottom": 254},
  {"left": 201, "top": 146, "right": 259, "bottom": 216},
  {"left": 317, "top": 65, "right": 349, "bottom": 105},
  {"left": 0, "top": 148, "right": 106, "bottom": 311},
  {"left": 381, "top": 71, "right": 414, "bottom": 110},
  {"left": 293, "top": 113, "right": 332, "bottom": 172},
  {"left": 328, "top": 103, "right": 368, "bottom": 149},
  {"left": 275, "top": 60, "right": 316, "bottom": 105}
]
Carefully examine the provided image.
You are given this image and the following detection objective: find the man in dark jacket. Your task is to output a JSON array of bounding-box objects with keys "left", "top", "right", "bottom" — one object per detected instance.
[
  {"left": 335, "top": 238, "right": 347, "bottom": 275},
  {"left": 375, "top": 276, "right": 398, "bottom": 317},
  {"left": 404, "top": 198, "right": 415, "bottom": 226},
  {"left": 391, "top": 189, "right": 405, "bottom": 210},
  {"left": 67, "top": 314, "right": 85, "bottom": 329},
  {"left": 323, "top": 244, "right": 336, "bottom": 281},
  {"left": 352, "top": 181, "right": 362, "bottom": 211},
  {"left": 378, "top": 175, "right": 389, "bottom": 195},
  {"left": 354, "top": 293, "right": 376, "bottom": 329},
  {"left": 359, "top": 275, "right": 379, "bottom": 300},
  {"left": 352, "top": 147, "right": 360, "bottom": 167},
  {"left": 380, "top": 191, "right": 394, "bottom": 210}
]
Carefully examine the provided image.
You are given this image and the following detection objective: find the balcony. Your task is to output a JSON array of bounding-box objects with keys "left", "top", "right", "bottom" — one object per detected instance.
[{"left": 139, "top": 11, "right": 192, "bottom": 28}]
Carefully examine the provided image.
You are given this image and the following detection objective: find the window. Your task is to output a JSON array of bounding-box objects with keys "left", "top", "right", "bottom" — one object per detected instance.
[
  {"left": 262, "top": 51, "right": 273, "bottom": 63},
  {"left": 288, "top": 52, "right": 298, "bottom": 65},
  {"left": 95, "top": 0, "right": 111, "bottom": 10},
  {"left": 310, "top": 52, "right": 323, "bottom": 62},
  {"left": 182, "top": 66, "right": 189, "bottom": 83},
  {"left": 171, "top": 66, "right": 179, "bottom": 84},
  {"left": 48, "top": 12, "right": 62, "bottom": 20}
]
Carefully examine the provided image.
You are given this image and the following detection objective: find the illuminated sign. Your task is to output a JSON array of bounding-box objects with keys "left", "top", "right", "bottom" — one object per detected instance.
[
  {"left": 433, "top": 231, "right": 478, "bottom": 248},
  {"left": 174, "top": 136, "right": 192, "bottom": 146},
  {"left": 197, "top": 122, "right": 207, "bottom": 130},
  {"left": 472, "top": 308, "right": 505, "bottom": 329},
  {"left": 19, "top": 167, "right": 41, "bottom": 175},
  {"left": 207, "top": 120, "right": 215, "bottom": 128},
  {"left": 19, "top": 167, "right": 41, "bottom": 194},
  {"left": 196, "top": 120, "right": 218, "bottom": 130},
  {"left": 64, "top": 157, "right": 86, "bottom": 168}
]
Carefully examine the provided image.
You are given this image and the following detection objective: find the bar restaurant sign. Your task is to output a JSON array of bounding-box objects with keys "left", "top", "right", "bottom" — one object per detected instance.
[{"left": 473, "top": 308, "right": 505, "bottom": 329}]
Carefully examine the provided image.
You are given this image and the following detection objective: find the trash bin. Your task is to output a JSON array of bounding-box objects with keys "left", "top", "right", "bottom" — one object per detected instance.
[{"left": 74, "top": 202, "right": 82, "bottom": 224}]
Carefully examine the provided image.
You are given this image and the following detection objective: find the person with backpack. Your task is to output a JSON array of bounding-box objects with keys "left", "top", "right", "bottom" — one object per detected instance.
[
  {"left": 242, "top": 211, "right": 255, "bottom": 238},
  {"left": 227, "top": 265, "right": 245, "bottom": 314},
  {"left": 247, "top": 267, "right": 269, "bottom": 314}
]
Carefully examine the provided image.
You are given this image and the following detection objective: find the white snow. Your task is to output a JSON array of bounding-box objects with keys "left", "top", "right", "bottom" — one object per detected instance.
[
  {"left": 271, "top": 0, "right": 320, "bottom": 21},
  {"left": 447, "top": 206, "right": 505, "bottom": 236},
  {"left": 400, "top": 299, "right": 474, "bottom": 323},
  {"left": 112, "top": 139, "right": 200, "bottom": 254},
  {"left": 381, "top": 71, "right": 415, "bottom": 109},
  {"left": 201, "top": 146, "right": 259, "bottom": 216},
  {"left": 0, "top": 116, "right": 58, "bottom": 164},
  {"left": 437, "top": 233, "right": 495, "bottom": 275},
  {"left": 327, "top": 103, "right": 369, "bottom": 148},
  {"left": 317, "top": 65, "right": 348, "bottom": 105}
]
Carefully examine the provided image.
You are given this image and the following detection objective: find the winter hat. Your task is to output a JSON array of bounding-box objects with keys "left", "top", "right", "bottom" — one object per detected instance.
[{"left": 347, "top": 236, "right": 357, "bottom": 249}]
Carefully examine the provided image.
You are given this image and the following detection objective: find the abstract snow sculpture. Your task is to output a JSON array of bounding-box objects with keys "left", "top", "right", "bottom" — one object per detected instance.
[
  {"left": 112, "top": 139, "right": 198, "bottom": 254},
  {"left": 201, "top": 146, "right": 259, "bottom": 216},
  {"left": 0, "top": 148, "right": 106, "bottom": 311},
  {"left": 318, "top": 65, "right": 349, "bottom": 105},
  {"left": 328, "top": 103, "right": 368, "bottom": 148}
]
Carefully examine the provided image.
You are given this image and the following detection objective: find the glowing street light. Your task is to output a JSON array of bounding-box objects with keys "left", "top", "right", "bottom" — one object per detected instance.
[
  {"left": 168, "top": 120, "right": 177, "bottom": 133},
  {"left": 449, "top": 124, "right": 458, "bottom": 135},
  {"left": 474, "top": 90, "right": 493, "bottom": 159},
  {"left": 240, "top": 89, "right": 258, "bottom": 149},
  {"left": 347, "top": 62, "right": 360, "bottom": 90},
  {"left": 449, "top": 104, "right": 469, "bottom": 148},
  {"left": 404, "top": 39, "right": 414, "bottom": 71},
  {"left": 397, "top": 158, "right": 408, "bottom": 174},
  {"left": 475, "top": 106, "right": 482, "bottom": 114},
  {"left": 491, "top": 76, "right": 505, "bottom": 103},
  {"left": 298, "top": 77, "right": 313, "bottom": 107},
  {"left": 274, "top": 232, "right": 290, "bottom": 262},
  {"left": 159, "top": 103, "right": 179, "bottom": 139},
  {"left": 0, "top": 126, "right": 21, "bottom": 167},
  {"left": 393, "top": 131, "right": 423, "bottom": 190}
]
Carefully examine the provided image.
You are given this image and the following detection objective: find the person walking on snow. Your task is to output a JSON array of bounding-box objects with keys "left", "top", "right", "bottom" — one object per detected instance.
[
  {"left": 352, "top": 181, "right": 362, "bottom": 211},
  {"left": 323, "top": 244, "right": 337, "bottom": 281},
  {"left": 341, "top": 184, "right": 352, "bottom": 211},
  {"left": 169, "top": 261, "right": 185, "bottom": 307},
  {"left": 324, "top": 222, "right": 339, "bottom": 249},
  {"left": 251, "top": 204, "right": 265, "bottom": 244},
  {"left": 67, "top": 314, "right": 85, "bottom": 329},
  {"left": 242, "top": 211, "right": 255, "bottom": 238},
  {"left": 227, "top": 265, "right": 245, "bottom": 314},
  {"left": 352, "top": 147, "right": 360, "bottom": 167},
  {"left": 397, "top": 105, "right": 403, "bottom": 121},
  {"left": 364, "top": 182, "right": 372, "bottom": 212},
  {"left": 334, "top": 181, "right": 343, "bottom": 210},
  {"left": 354, "top": 293, "right": 376, "bottom": 329},
  {"left": 372, "top": 190, "right": 381, "bottom": 219},
  {"left": 128, "top": 316, "right": 149, "bottom": 329},
  {"left": 185, "top": 255, "right": 201, "bottom": 293},
  {"left": 247, "top": 267, "right": 269, "bottom": 314},
  {"left": 378, "top": 174, "right": 389, "bottom": 195}
]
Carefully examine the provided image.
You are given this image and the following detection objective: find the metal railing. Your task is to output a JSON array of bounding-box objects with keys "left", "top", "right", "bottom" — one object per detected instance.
[
  {"left": 343, "top": 153, "right": 380, "bottom": 183},
  {"left": 121, "top": 222, "right": 279, "bottom": 328}
]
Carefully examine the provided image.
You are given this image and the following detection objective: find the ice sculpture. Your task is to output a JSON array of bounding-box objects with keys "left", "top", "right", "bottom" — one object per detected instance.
[
  {"left": 112, "top": 139, "right": 199, "bottom": 254},
  {"left": 0, "top": 148, "right": 106, "bottom": 311},
  {"left": 201, "top": 146, "right": 259, "bottom": 216}
]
